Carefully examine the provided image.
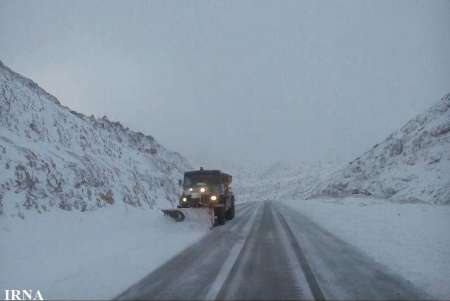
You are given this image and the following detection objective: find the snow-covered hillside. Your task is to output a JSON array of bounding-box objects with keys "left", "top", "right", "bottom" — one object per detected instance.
[
  {"left": 228, "top": 160, "right": 339, "bottom": 203},
  {"left": 309, "top": 94, "right": 450, "bottom": 205},
  {"left": 0, "top": 60, "right": 191, "bottom": 218}
]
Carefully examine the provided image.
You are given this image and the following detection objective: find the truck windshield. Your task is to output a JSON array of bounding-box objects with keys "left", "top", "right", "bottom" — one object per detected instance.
[
  {"left": 186, "top": 182, "right": 221, "bottom": 193},
  {"left": 184, "top": 174, "right": 222, "bottom": 193}
]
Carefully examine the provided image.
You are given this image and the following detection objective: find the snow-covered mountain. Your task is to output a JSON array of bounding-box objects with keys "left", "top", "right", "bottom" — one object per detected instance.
[
  {"left": 0, "top": 60, "right": 191, "bottom": 218},
  {"left": 310, "top": 94, "right": 450, "bottom": 205},
  {"left": 228, "top": 160, "right": 339, "bottom": 203}
]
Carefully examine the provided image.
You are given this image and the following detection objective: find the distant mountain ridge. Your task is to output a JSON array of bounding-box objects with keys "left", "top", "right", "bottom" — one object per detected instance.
[
  {"left": 227, "top": 160, "right": 339, "bottom": 203},
  {"left": 309, "top": 94, "right": 450, "bottom": 204},
  {"left": 0, "top": 60, "right": 191, "bottom": 218},
  {"left": 230, "top": 95, "right": 450, "bottom": 205}
]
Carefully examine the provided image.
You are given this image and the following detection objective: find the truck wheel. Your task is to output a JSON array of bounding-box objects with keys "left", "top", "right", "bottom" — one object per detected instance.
[
  {"left": 215, "top": 207, "right": 226, "bottom": 225},
  {"left": 226, "top": 201, "right": 235, "bottom": 220}
]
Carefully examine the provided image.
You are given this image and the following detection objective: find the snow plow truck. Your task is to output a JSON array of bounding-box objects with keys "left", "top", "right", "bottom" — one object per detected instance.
[{"left": 162, "top": 168, "right": 235, "bottom": 227}]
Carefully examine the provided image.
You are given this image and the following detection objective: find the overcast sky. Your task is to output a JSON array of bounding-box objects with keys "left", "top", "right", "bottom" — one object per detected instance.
[{"left": 1, "top": 0, "right": 449, "bottom": 166}]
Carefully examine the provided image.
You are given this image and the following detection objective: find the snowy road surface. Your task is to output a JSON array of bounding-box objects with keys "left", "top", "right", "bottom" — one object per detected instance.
[{"left": 116, "top": 201, "right": 428, "bottom": 300}]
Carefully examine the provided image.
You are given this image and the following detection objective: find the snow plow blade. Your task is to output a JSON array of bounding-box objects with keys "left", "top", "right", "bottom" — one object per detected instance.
[
  {"left": 162, "top": 208, "right": 214, "bottom": 227},
  {"left": 162, "top": 209, "right": 185, "bottom": 222}
]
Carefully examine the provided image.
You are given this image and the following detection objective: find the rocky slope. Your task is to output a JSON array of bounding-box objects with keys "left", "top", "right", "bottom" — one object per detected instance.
[
  {"left": 0, "top": 60, "right": 191, "bottom": 218},
  {"left": 309, "top": 94, "right": 450, "bottom": 204}
]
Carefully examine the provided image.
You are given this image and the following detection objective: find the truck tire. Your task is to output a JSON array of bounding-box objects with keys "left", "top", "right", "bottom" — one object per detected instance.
[
  {"left": 226, "top": 201, "right": 235, "bottom": 220},
  {"left": 215, "top": 207, "right": 226, "bottom": 225}
]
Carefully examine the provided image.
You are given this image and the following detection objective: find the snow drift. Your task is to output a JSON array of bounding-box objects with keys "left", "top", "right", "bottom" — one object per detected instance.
[
  {"left": 309, "top": 94, "right": 450, "bottom": 204},
  {"left": 0, "top": 60, "right": 191, "bottom": 218}
]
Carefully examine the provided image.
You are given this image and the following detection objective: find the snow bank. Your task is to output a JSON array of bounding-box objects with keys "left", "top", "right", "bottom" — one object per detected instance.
[
  {"left": 0, "top": 206, "right": 208, "bottom": 300},
  {"left": 282, "top": 197, "right": 450, "bottom": 299}
]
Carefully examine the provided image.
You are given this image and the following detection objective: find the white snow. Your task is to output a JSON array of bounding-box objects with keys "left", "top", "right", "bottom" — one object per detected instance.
[
  {"left": 0, "top": 60, "right": 191, "bottom": 218},
  {"left": 281, "top": 197, "right": 450, "bottom": 299},
  {"left": 0, "top": 57, "right": 204, "bottom": 300},
  {"left": 309, "top": 94, "right": 450, "bottom": 205},
  {"left": 230, "top": 160, "right": 339, "bottom": 203},
  {"left": 0, "top": 205, "right": 209, "bottom": 300},
  {"left": 1, "top": 58, "right": 449, "bottom": 300}
]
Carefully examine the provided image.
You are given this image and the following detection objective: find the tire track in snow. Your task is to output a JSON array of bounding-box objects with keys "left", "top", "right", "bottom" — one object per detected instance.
[
  {"left": 203, "top": 202, "right": 262, "bottom": 300},
  {"left": 274, "top": 204, "right": 325, "bottom": 301}
]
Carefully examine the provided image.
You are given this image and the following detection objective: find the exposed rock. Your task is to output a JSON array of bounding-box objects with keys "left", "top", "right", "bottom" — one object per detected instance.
[
  {"left": 0, "top": 61, "right": 191, "bottom": 218},
  {"left": 309, "top": 94, "right": 450, "bottom": 204}
]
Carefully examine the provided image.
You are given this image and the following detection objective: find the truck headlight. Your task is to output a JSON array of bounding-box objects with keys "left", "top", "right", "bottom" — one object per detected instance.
[
  {"left": 182, "top": 197, "right": 187, "bottom": 202},
  {"left": 189, "top": 188, "right": 193, "bottom": 192},
  {"left": 200, "top": 187, "right": 206, "bottom": 193},
  {"left": 210, "top": 195, "right": 217, "bottom": 201}
]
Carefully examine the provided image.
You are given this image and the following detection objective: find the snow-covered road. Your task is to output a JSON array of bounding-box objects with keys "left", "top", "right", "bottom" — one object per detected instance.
[{"left": 116, "top": 201, "right": 428, "bottom": 300}]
